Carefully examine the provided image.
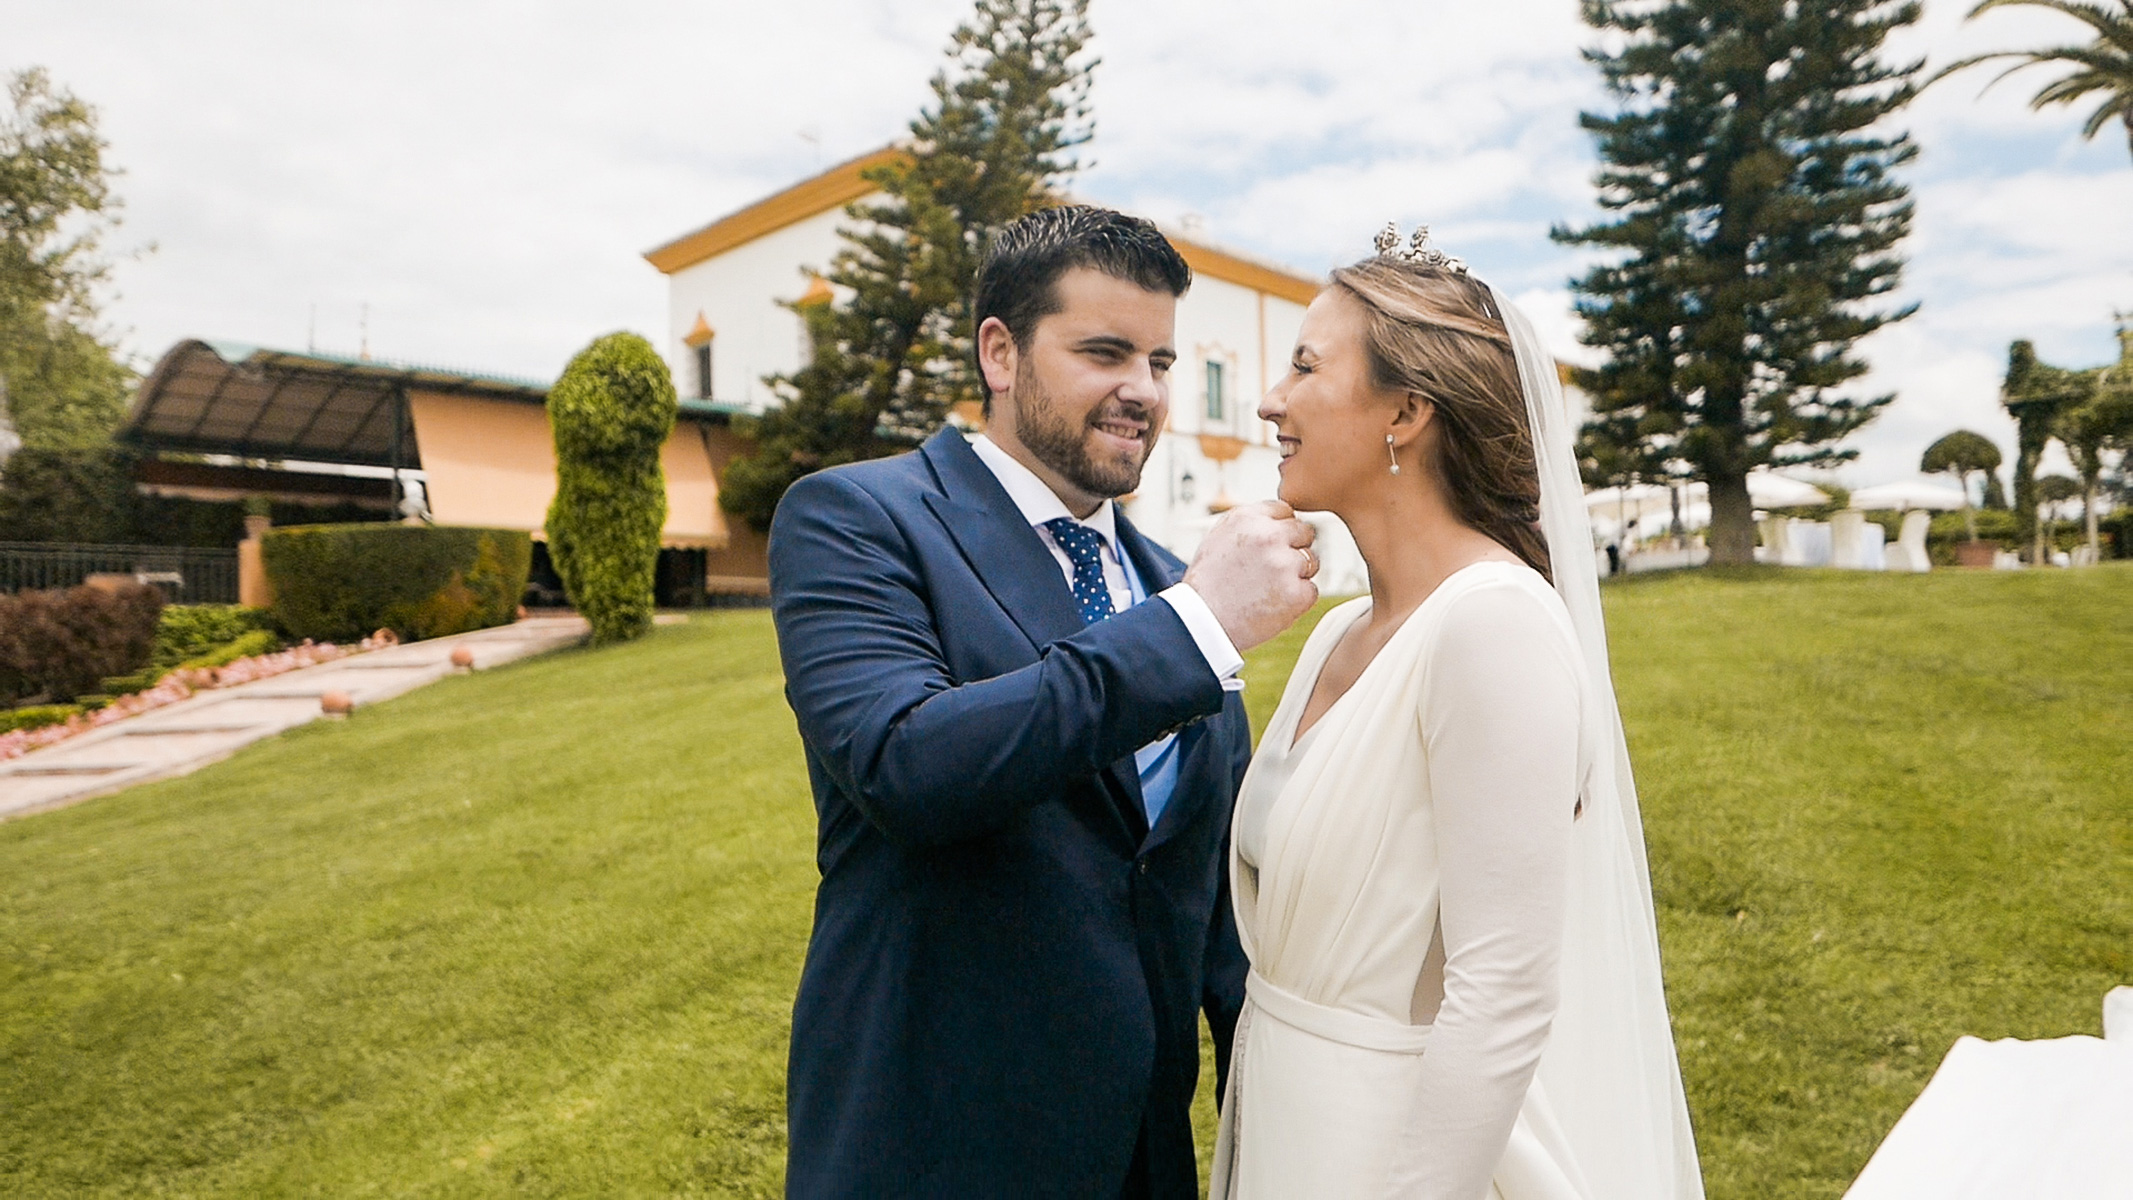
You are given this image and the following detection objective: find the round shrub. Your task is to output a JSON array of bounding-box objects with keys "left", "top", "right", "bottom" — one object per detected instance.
[
  {"left": 545, "top": 332, "right": 676, "bottom": 645},
  {"left": 262, "top": 525, "right": 532, "bottom": 644},
  {"left": 0, "top": 581, "right": 164, "bottom": 705}
]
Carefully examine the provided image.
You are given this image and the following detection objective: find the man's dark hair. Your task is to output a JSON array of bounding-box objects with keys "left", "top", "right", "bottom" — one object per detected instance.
[{"left": 972, "top": 205, "right": 1192, "bottom": 408}]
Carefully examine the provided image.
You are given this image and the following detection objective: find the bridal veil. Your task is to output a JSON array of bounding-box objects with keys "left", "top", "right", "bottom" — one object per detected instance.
[{"left": 1488, "top": 282, "right": 1706, "bottom": 1200}]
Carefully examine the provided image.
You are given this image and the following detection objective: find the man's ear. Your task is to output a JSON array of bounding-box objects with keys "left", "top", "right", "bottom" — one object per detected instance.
[{"left": 977, "top": 317, "right": 1018, "bottom": 399}]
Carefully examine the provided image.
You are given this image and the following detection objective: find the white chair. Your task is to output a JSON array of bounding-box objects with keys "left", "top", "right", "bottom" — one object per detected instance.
[
  {"left": 1756, "top": 516, "right": 1789, "bottom": 564},
  {"left": 1885, "top": 510, "right": 1932, "bottom": 573},
  {"left": 1830, "top": 510, "right": 1867, "bottom": 569}
]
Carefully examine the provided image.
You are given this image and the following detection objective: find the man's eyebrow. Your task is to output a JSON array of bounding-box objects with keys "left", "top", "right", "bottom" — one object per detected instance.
[{"left": 1072, "top": 334, "right": 1137, "bottom": 353}]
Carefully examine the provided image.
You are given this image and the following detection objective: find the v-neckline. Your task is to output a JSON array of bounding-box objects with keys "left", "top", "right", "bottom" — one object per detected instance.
[
  {"left": 1284, "top": 561, "right": 1515, "bottom": 753},
  {"left": 1285, "top": 602, "right": 1384, "bottom": 754}
]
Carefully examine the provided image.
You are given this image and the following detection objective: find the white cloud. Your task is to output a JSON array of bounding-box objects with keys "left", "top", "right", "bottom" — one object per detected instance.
[{"left": 7, "top": 0, "right": 2127, "bottom": 487}]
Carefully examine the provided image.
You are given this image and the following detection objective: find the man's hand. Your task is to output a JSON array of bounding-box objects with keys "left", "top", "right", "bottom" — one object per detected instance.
[{"left": 1182, "top": 501, "right": 1319, "bottom": 653}]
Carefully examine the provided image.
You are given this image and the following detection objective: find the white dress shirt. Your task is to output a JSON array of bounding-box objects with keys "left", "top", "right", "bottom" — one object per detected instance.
[{"left": 968, "top": 435, "right": 1244, "bottom": 690}]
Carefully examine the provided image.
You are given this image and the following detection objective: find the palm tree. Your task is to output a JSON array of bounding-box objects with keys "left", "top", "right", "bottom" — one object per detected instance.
[{"left": 1935, "top": 0, "right": 2133, "bottom": 161}]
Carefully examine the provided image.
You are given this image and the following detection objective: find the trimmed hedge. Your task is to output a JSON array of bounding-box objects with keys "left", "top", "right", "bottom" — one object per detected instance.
[
  {"left": 546, "top": 332, "right": 676, "bottom": 645},
  {"left": 0, "top": 582, "right": 164, "bottom": 705},
  {"left": 261, "top": 524, "right": 532, "bottom": 644}
]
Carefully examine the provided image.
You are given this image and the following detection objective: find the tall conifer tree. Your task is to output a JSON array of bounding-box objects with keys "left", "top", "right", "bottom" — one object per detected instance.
[
  {"left": 719, "top": 0, "right": 1092, "bottom": 530},
  {"left": 1556, "top": 0, "right": 1921, "bottom": 563}
]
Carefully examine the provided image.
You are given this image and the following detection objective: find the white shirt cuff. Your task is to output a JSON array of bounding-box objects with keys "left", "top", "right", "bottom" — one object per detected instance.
[{"left": 1156, "top": 583, "right": 1246, "bottom": 692}]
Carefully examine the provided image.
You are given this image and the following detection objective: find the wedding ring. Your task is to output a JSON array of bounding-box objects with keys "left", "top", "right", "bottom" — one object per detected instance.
[{"left": 1298, "top": 547, "right": 1315, "bottom": 576}]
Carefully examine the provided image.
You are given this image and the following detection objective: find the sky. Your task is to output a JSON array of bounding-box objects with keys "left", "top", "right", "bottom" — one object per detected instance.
[{"left": 10, "top": 0, "right": 2130, "bottom": 487}]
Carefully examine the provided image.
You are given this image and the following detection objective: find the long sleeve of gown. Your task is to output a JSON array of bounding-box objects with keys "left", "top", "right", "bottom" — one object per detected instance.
[{"left": 1383, "top": 582, "right": 1582, "bottom": 1198}]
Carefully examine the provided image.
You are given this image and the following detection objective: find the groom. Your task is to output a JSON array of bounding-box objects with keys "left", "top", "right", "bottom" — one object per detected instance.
[{"left": 769, "top": 205, "right": 1319, "bottom": 1197}]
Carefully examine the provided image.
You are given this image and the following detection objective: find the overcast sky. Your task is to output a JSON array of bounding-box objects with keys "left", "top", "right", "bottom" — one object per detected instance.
[{"left": 12, "top": 0, "right": 2130, "bottom": 485}]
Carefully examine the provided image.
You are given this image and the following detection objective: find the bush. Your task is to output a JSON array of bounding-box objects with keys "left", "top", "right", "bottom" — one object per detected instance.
[
  {"left": 155, "top": 605, "right": 279, "bottom": 667},
  {"left": 97, "top": 606, "right": 280, "bottom": 697},
  {"left": 545, "top": 332, "right": 676, "bottom": 645},
  {"left": 0, "top": 704, "right": 84, "bottom": 734},
  {"left": 0, "top": 582, "right": 164, "bottom": 705},
  {"left": 262, "top": 525, "right": 532, "bottom": 644}
]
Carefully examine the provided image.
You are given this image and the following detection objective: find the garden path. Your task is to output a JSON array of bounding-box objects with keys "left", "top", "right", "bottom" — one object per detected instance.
[{"left": 0, "top": 616, "right": 592, "bottom": 820}]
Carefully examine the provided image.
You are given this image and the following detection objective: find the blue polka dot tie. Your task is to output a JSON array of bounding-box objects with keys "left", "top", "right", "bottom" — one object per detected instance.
[{"left": 1042, "top": 517, "right": 1116, "bottom": 625}]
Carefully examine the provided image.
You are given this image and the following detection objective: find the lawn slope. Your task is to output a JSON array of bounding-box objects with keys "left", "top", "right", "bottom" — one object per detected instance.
[{"left": 2, "top": 565, "right": 2126, "bottom": 1197}]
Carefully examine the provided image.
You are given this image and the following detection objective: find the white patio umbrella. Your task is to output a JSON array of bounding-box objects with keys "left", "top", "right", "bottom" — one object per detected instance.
[
  {"left": 1849, "top": 480, "right": 1967, "bottom": 512},
  {"left": 1678, "top": 473, "right": 1831, "bottom": 510},
  {"left": 1744, "top": 472, "right": 1831, "bottom": 509},
  {"left": 1632, "top": 501, "right": 1711, "bottom": 540},
  {"left": 1584, "top": 483, "right": 1676, "bottom": 520}
]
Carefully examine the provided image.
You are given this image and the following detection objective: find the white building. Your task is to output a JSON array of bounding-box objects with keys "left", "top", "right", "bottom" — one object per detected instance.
[{"left": 644, "top": 148, "right": 1369, "bottom": 594}]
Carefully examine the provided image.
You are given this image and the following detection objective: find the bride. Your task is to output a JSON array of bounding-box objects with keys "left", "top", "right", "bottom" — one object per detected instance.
[{"left": 1210, "top": 227, "right": 1704, "bottom": 1199}]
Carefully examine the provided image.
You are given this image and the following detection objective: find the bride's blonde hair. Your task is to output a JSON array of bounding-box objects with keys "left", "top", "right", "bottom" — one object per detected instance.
[{"left": 1326, "top": 258, "right": 1550, "bottom": 583}]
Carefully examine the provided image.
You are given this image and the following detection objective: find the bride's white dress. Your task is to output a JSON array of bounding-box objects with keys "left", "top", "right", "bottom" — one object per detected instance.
[
  {"left": 1212, "top": 563, "right": 1594, "bottom": 1199},
  {"left": 1210, "top": 277, "right": 1705, "bottom": 1200}
]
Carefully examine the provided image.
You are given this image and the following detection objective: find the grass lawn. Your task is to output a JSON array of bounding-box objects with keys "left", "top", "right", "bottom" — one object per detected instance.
[{"left": 2, "top": 565, "right": 2127, "bottom": 1196}]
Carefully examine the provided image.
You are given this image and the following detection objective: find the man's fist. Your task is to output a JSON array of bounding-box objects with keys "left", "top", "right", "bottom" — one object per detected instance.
[{"left": 1182, "top": 501, "right": 1319, "bottom": 653}]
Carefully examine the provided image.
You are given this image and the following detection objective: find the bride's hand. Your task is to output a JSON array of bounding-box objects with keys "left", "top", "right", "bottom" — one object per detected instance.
[{"left": 1182, "top": 501, "right": 1319, "bottom": 652}]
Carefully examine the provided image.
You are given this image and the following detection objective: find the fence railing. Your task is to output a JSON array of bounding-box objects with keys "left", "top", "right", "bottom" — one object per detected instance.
[{"left": 0, "top": 542, "right": 240, "bottom": 605}]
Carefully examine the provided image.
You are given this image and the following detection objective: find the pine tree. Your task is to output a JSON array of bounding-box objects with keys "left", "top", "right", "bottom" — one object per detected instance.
[
  {"left": 1555, "top": 0, "right": 1922, "bottom": 564},
  {"left": 719, "top": 0, "right": 1092, "bottom": 531}
]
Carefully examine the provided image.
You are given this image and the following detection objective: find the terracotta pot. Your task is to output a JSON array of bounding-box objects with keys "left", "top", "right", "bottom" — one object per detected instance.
[
  {"left": 320, "top": 691, "right": 355, "bottom": 716},
  {"left": 449, "top": 645, "right": 476, "bottom": 670},
  {"left": 1955, "top": 541, "right": 1997, "bottom": 569}
]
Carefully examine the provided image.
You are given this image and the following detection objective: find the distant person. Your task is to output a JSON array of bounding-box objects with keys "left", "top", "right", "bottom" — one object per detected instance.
[
  {"left": 1606, "top": 539, "right": 1621, "bottom": 576},
  {"left": 1209, "top": 228, "right": 1704, "bottom": 1198},
  {"left": 768, "top": 206, "right": 1318, "bottom": 1197}
]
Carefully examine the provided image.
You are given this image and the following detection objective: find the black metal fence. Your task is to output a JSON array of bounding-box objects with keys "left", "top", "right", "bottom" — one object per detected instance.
[{"left": 0, "top": 542, "right": 240, "bottom": 604}]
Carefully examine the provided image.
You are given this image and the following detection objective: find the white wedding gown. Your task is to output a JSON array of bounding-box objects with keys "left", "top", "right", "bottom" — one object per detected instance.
[
  {"left": 1209, "top": 274, "right": 1703, "bottom": 1200},
  {"left": 1212, "top": 563, "right": 1597, "bottom": 1199}
]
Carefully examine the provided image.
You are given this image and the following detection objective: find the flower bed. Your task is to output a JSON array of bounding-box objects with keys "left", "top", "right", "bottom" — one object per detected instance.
[{"left": 0, "top": 633, "right": 396, "bottom": 761}]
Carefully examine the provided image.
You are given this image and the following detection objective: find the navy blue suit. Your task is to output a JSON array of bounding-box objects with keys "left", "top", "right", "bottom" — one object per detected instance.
[{"left": 769, "top": 428, "right": 1251, "bottom": 1198}]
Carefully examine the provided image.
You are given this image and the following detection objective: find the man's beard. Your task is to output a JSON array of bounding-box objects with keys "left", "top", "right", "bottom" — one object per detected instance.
[{"left": 1012, "top": 359, "right": 1157, "bottom": 499}]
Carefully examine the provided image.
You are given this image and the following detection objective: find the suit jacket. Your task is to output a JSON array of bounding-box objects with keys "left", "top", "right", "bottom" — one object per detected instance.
[{"left": 769, "top": 428, "right": 1252, "bottom": 1198}]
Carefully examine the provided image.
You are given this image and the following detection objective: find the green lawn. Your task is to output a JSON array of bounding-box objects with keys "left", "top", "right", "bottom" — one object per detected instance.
[{"left": 2, "top": 566, "right": 2126, "bottom": 1197}]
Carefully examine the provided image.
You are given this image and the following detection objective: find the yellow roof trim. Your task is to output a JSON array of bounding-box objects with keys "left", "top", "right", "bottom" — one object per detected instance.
[
  {"left": 1172, "top": 237, "right": 1321, "bottom": 306},
  {"left": 796, "top": 276, "right": 835, "bottom": 307},
  {"left": 643, "top": 145, "right": 1326, "bottom": 306},
  {"left": 644, "top": 146, "right": 907, "bottom": 275}
]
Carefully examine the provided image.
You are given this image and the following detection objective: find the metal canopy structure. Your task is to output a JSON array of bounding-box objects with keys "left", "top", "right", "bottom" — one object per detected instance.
[{"left": 120, "top": 340, "right": 552, "bottom": 468}]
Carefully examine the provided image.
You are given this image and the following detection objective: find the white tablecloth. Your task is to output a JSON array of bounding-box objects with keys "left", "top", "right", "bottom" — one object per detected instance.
[{"left": 1846, "top": 988, "right": 2133, "bottom": 1198}]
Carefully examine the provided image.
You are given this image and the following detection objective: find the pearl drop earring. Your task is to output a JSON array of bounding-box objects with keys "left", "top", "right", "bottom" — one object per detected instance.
[{"left": 1387, "top": 434, "right": 1401, "bottom": 475}]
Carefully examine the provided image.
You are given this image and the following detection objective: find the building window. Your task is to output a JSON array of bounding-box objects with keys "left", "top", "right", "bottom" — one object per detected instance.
[
  {"left": 1205, "top": 360, "right": 1226, "bottom": 422},
  {"left": 694, "top": 341, "right": 713, "bottom": 400}
]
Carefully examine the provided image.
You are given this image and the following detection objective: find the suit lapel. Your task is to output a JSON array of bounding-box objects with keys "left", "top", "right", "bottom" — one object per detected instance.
[
  {"left": 919, "top": 430, "right": 1146, "bottom": 847},
  {"left": 920, "top": 431, "right": 1084, "bottom": 654}
]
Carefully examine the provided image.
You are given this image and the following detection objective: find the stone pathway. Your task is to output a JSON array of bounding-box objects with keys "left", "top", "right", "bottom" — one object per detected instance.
[{"left": 0, "top": 616, "right": 590, "bottom": 821}]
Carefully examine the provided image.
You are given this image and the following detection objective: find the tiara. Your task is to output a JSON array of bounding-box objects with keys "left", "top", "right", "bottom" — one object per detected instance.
[{"left": 1373, "top": 221, "right": 1467, "bottom": 274}]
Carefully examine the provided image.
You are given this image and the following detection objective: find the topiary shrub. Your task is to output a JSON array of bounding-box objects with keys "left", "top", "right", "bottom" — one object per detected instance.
[
  {"left": 0, "top": 582, "right": 164, "bottom": 705},
  {"left": 261, "top": 524, "right": 532, "bottom": 644},
  {"left": 545, "top": 332, "right": 677, "bottom": 645}
]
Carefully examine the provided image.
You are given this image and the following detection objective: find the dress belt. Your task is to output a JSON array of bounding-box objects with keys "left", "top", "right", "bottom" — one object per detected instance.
[{"left": 1245, "top": 969, "right": 1435, "bottom": 1054}]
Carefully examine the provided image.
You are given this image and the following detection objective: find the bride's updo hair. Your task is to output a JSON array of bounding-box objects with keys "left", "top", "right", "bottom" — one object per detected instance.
[{"left": 1327, "top": 258, "right": 1551, "bottom": 583}]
